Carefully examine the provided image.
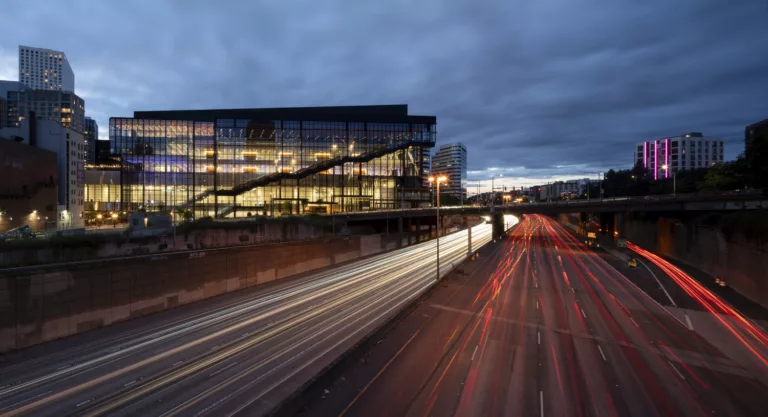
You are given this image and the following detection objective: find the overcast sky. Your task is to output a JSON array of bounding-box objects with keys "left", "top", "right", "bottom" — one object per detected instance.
[{"left": 2, "top": 0, "right": 767, "bottom": 188}]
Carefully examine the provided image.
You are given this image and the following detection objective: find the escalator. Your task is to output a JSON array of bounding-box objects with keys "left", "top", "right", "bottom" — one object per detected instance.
[{"left": 216, "top": 140, "right": 416, "bottom": 197}]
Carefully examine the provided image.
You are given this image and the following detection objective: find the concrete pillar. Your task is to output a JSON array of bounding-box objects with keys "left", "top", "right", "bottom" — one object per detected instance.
[
  {"left": 492, "top": 212, "right": 504, "bottom": 240},
  {"left": 465, "top": 216, "right": 472, "bottom": 256},
  {"left": 397, "top": 215, "right": 404, "bottom": 248}
]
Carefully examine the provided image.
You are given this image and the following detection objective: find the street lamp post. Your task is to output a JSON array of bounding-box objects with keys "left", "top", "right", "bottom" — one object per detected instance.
[
  {"left": 491, "top": 174, "right": 503, "bottom": 207},
  {"left": 429, "top": 175, "right": 447, "bottom": 281},
  {"left": 662, "top": 164, "right": 676, "bottom": 195}
]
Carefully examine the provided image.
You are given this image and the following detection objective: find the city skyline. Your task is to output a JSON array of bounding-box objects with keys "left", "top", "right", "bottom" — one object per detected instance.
[{"left": 1, "top": 0, "right": 766, "bottom": 189}]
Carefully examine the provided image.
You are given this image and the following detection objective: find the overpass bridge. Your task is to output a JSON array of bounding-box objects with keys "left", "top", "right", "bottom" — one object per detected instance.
[{"left": 319, "top": 191, "right": 768, "bottom": 239}]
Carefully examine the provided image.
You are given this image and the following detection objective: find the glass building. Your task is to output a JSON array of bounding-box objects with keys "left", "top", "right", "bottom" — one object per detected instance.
[{"left": 109, "top": 105, "right": 436, "bottom": 218}]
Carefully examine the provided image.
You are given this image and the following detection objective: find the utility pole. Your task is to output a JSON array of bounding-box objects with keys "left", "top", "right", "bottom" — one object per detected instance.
[{"left": 429, "top": 175, "right": 447, "bottom": 281}]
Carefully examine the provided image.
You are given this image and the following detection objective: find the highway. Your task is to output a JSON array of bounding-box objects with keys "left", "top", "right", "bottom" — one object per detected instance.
[
  {"left": 0, "top": 222, "right": 495, "bottom": 417},
  {"left": 301, "top": 214, "right": 768, "bottom": 417}
]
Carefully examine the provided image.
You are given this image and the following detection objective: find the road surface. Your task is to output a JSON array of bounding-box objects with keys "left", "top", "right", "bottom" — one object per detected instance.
[
  {"left": 297, "top": 214, "right": 768, "bottom": 417},
  {"left": 0, "top": 223, "right": 494, "bottom": 417}
]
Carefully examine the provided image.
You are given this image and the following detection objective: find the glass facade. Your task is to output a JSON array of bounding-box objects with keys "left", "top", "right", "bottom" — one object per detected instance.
[{"left": 109, "top": 114, "right": 436, "bottom": 218}]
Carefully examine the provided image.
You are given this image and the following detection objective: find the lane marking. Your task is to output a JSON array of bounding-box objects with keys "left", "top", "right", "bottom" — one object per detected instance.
[
  {"left": 597, "top": 345, "right": 607, "bottom": 362},
  {"left": 76, "top": 398, "right": 93, "bottom": 408},
  {"left": 571, "top": 287, "right": 575, "bottom": 294},
  {"left": 685, "top": 314, "right": 694, "bottom": 331},
  {"left": 338, "top": 329, "right": 422, "bottom": 417},
  {"left": 0, "top": 390, "right": 52, "bottom": 412},
  {"left": 540, "top": 390, "right": 545, "bottom": 417},
  {"left": 536, "top": 301, "right": 539, "bottom": 310},
  {"left": 209, "top": 361, "right": 239, "bottom": 377},
  {"left": 630, "top": 318, "right": 640, "bottom": 328},
  {"left": 537, "top": 332, "right": 541, "bottom": 345},
  {"left": 668, "top": 360, "right": 686, "bottom": 380},
  {"left": 580, "top": 308, "right": 587, "bottom": 319},
  {"left": 471, "top": 345, "right": 479, "bottom": 361},
  {"left": 123, "top": 380, "right": 136, "bottom": 388},
  {"left": 635, "top": 258, "right": 676, "bottom": 307}
]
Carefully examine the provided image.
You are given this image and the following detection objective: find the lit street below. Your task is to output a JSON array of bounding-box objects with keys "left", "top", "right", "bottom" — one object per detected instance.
[
  {"left": 296, "top": 215, "right": 768, "bottom": 417},
  {"left": 0, "top": 223, "right": 493, "bottom": 417}
]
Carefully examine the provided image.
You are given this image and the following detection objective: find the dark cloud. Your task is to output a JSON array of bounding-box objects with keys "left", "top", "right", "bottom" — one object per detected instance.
[{"left": 2, "top": 0, "right": 766, "bottom": 187}]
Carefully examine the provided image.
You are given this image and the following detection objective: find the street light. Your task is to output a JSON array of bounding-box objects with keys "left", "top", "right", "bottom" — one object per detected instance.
[
  {"left": 491, "top": 174, "right": 503, "bottom": 207},
  {"left": 662, "top": 164, "right": 676, "bottom": 196},
  {"left": 428, "top": 175, "right": 448, "bottom": 281}
]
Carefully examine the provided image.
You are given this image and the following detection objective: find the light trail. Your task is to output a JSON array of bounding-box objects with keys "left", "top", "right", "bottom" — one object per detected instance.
[
  {"left": 627, "top": 242, "right": 768, "bottom": 370},
  {"left": 0, "top": 223, "right": 496, "bottom": 417}
]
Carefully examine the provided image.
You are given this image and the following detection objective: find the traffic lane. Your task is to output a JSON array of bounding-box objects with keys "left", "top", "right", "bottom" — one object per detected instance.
[
  {"left": 109, "top": 262, "right": 438, "bottom": 417},
  {"left": 0, "top": 242, "right": 431, "bottom": 385},
  {"left": 59, "top": 237, "right": 461, "bottom": 417},
  {"left": 551, "top": 221, "right": 768, "bottom": 416},
  {"left": 319, "top": 234, "right": 520, "bottom": 417},
  {"left": 537, "top": 218, "right": 705, "bottom": 416},
  {"left": 0, "top": 226, "right": 491, "bottom": 417}
]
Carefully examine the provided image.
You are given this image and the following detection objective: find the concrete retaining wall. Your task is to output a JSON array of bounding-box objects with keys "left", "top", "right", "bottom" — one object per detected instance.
[
  {"left": 558, "top": 211, "right": 768, "bottom": 308},
  {"left": 0, "top": 233, "right": 407, "bottom": 353},
  {"left": 620, "top": 212, "right": 768, "bottom": 308}
]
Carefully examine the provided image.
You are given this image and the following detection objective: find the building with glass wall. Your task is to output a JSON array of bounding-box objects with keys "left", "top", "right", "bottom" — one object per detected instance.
[{"left": 109, "top": 105, "right": 436, "bottom": 218}]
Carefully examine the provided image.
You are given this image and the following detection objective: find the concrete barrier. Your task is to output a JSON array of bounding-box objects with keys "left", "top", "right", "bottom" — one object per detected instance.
[{"left": 0, "top": 233, "right": 407, "bottom": 353}]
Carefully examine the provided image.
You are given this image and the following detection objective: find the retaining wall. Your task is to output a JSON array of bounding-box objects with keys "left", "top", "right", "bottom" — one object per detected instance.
[{"left": 0, "top": 233, "right": 408, "bottom": 353}]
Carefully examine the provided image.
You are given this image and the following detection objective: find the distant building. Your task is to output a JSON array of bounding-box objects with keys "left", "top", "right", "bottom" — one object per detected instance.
[
  {"left": 0, "top": 137, "right": 59, "bottom": 232},
  {"left": 18, "top": 45, "right": 75, "bottom": 92},
  {"left": 431, "top": 142, "right": 467, "bottom": 198},
  {"left": 634, "top": 132, "right": 724, "bottom": 179},
  {"left": 0, "top": 84, "right": 85, "bottom": 133},
  {"left": 0, "top": 118, "right": 85, "bottom": 228},
  {"left": 84, "top": 116, "right": 99, "bottom": 163},
  {"left": 745, "top": 119, "right": 768, "bottom": 155},
  {"left": 95, "top": 139, "right": 113, "bottom": 164}
]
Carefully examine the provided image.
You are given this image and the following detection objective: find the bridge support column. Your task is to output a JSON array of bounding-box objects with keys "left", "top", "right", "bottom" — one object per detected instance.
[
  {"left": 465, "top": 216, "right": 472, "bottom": 256},
  {"left": 492, "top": 212, "right": 504, "bottom": 240},
  {"left": 414, "top": 218, "right": 420, "bottom": 244},
  {"left": 397, "top": 216, "right": 404, "bottom": 248}
]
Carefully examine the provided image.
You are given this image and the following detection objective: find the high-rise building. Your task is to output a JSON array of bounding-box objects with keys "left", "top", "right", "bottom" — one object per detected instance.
[
  {"left": 18, "top": 46, "right": 75, "bottom": 92},
  {"left": 107, "top": 105, "right": 436, "bottom": 218},
  {"left": 1, "top": 84, "right": 85, "bottom": 133},
  {"left": 84, "top": 117, "right": 99, "bottom": 164},
  {"left": 0, "top": 118, "right": 85, "bottom": 228},
  {"left": 634, "top": 132, "right": 724, "bottom": 179},
  {"left": 431, "top": 142, "right": 467, "bottom": 198}
]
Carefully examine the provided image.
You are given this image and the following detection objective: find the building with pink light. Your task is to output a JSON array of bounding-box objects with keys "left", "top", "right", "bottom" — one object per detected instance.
[{"left": 634, "top": 132, "right": 724, "bottom": 179}]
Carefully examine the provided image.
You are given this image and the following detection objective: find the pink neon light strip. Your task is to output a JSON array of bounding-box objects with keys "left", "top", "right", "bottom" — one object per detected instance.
[
  {"left": 665, "top": 138, "right": 670, "bottom": 178},
  {"left": 644, "top": 142, "right": 648, "bottom": 168},
  {"left": 654, "top": 140, "right": 658, "bottom": 180}
]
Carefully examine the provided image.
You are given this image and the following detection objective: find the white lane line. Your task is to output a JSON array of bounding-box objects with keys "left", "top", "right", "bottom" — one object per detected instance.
[
  {"left": 597, "top": 345, "right": 607, "bottom": 362},
  {"left": 685, "top": 314, "right": 694, "bottom": 331},
  {"left": 471, "top": 345, "right": 479, "bottom": 361},
  {"left": 535, "top": 281, "right": 538, "bottom": 289},
  {"left": 123, "top": 380, "right": 137, "bottom": 387},
  {"left": 630, "top": 318, "right": 640, "bottom": 328},
  {"left": 0, "top": 390, "right": 52, "bottom": 412},
  {"left": 536, "top": 301, "right": 539, "bottom": 310},
  {"left": 540, "top": 390, "right": 545, "bottom": 417},
  {"left": 537, "top": 332, "right": 541, "bottom": 345},
  {"left": 571, "top": 287, "right": 575, "bottom": 294},
  {"left": 172, "top": 360, "right": 184, "bottom": 367},
  {"left": 209, "top": 361, "right": 239, "bottom": 377},
  {"left": 76, "top": 398, "right": 93, "bottom": 407},
  {"left": 668, "top": 361, "right": 686, "bottom": 380},
  {"left": 580, "top": 308, "right": 587, "bottom": 319},
  {"left": 636, "top": 258, "right": 676, "bottom": 307}
]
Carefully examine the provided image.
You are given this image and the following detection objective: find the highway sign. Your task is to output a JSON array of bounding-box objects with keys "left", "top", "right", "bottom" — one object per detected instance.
[{"left": 617, "top": 238, "right": 627, "bottom": 248}]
